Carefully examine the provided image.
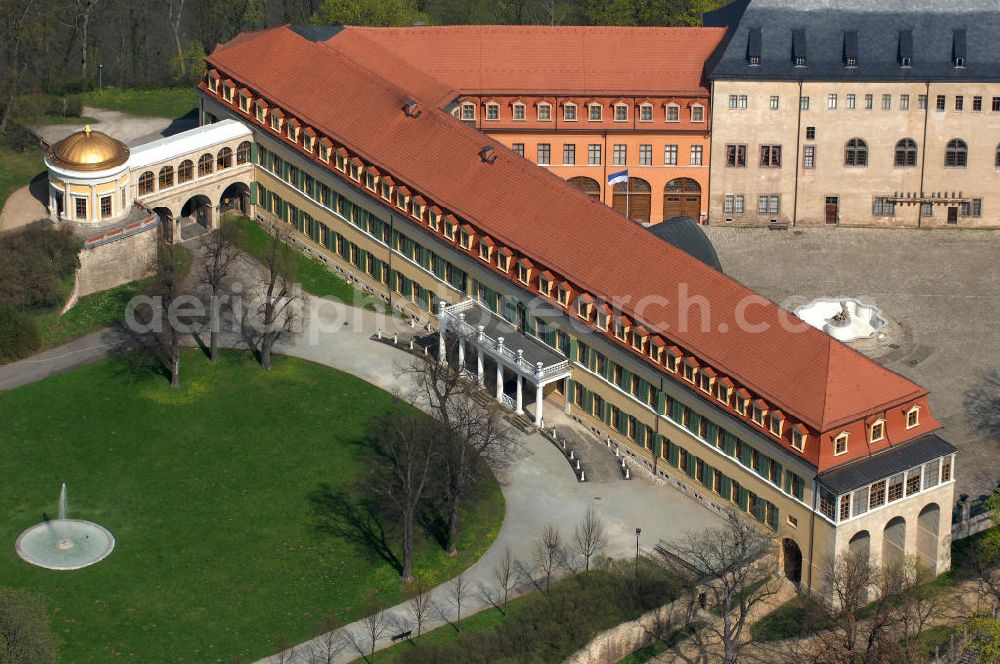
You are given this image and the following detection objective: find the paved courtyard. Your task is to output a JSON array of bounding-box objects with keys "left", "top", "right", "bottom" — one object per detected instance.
[{"left": 706, "top": 225, "right": 1000, "bottom": 499}]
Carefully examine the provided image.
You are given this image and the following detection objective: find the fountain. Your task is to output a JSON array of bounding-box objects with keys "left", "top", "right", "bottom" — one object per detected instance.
[
  {"left": 794, "top": 298, "right": 886, "bottom": 342},
  {"left": 15, "top": 483, "right": 115, "bottom": 571}
]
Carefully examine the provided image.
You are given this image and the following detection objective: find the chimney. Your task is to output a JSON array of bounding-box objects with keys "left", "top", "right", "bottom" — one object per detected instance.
[
  {"left": 403, "top": 99, "right": 421, "bottom": 118},
  {"left": 479, "top": 145, "right": 497, "bottom": 164}
]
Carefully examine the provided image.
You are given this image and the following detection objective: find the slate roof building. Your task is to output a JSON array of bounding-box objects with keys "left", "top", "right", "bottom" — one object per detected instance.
[
  {"left": 705, "top": 0, "right": 1000, "bottom": 227},
  {"left": 197, "top": 20, "right": 956, "bottom": 593}
]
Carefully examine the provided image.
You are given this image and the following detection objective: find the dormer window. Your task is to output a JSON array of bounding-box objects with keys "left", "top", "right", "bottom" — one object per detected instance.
[
  {"left": 843, "top": 30, "right": 858, "bottom": 68},
  {"left": 698, "top": 368, "right": 715, "bottom": 394},
  {"left": 208, "top": 73, "right": 219, "bottom": 92},
  {"left": 537, "top": 102, "right": 552, "bottom": 121},
  {"left": 795, "top": 56, "right": 807, "bottom": 67},
  {"left": 666, "top": 347, "right": 681, "bottom": 372},
  {"left": 749, "top": 55, "right": 760, "bottom": 65},
  {"left": 768, "top": 411, "right": 784, "bottom": 437},
  {"left": 428, "top": 208, "right": 441, "bottom": 231},
  {"left": 485, "top": 102, "right": 500, "bottom": 120},
  {"left": 899, "top": 30, "right": 913, "bottom": 68},
  {"left": 557, "top": 283, "right": 571, "bottom": 307},
  {"left": 303, "top": 129, "right": 315, "bottom": 153},
  {"left": 595, "top": 305, "right": 610, "bottom": 331},
  {"left": 715, "top": 378, "right": 732, "bottom": 405},
  {"left": 395, "top": 188, "right": 409, "bottom": 210},
  {"left": 792, "top": 425, "right": 807, "bottom": 451},
  {"left": 576, "top": 294, "right": 592, "bottom": 319},
  {"left": 364, "top": 169, "right": 378, "bottom": 191},
  {"left": 444, "top": 215, "right": 457, "bottom": 241},
  {"left": 648, "top": 338, "right": 664, "bottom": 363},
  {"left": 380, "top": 181, "right": 392, "bottom": 200},
  {"left": 691, "top": 104, "right": 705, "bottom": 122},
  {"left": 588, "top": 104, "right": 602, "bottom": 121},
  {"left": 613, "top": 316, "right": 630, "bottom": 341},
  {"left": 630, "top": 327, "right": 647, "bottom": 351},
  {"left": 336, "top": 149, "right": 347, "bottom": 172},
  {"left": 954, "top": 57, "right": 966, "bottom": 68},
  {"left": 497, "top": 248, "right": 512, "bottom": 272},
  {"left": 735, "top": 389, "right": 750, "bottom": 415},
  {"left": 613, "top": 103, "right": 628, "bottom": 122},
  {"left": 269, "top": 109, "right": 283, "bottom": 133},
  {"left": 900, "top": 56, "right": 912, "bottom": 67},
  {"left": 478, "top": 237, "right": 493, "bottom": 261},
  {"left": 459, "top": 225, "right": 474, "bottom": 250},
  {"left": 461, "top": 103, "right": 475, "bottom": 121},
  {"left": 906, "top": 405, "right": 920, "bottom": 429},
  {"left": 953, "top": 29, "right": 967, "bottom": 68},
  {"left": 318, "top": 140, "right": 330, "bottom": 163},
  {"left": 666, "top": 103, "right": 680, "bottom": 122},
  {"left": 834, "top": 432, "right": 849, "bottom": 455},
  {"left": 222, "top": 83, "right": 234, "bottom": 103},
  {"left": 538, "top": 272, "right": 554, "bottom": 296},
  {"left": 845, "top": 56, "right": 857, "bottom": 67},
  {"left": 512, "top": 102, "right": 526, "bottom": 121},
  {"left": 682, "top": 358, "right": 698, "bottom": 383},
  {"left": 639, "top": 103, "right": 653, "bottom": 122},
  {"left": 286, "top": 120, "right": 299, "bottom": 142},
  {"left": 563, "top": 103, "right": 577, "bottom": 121},
  {"left": 792, "top": 29, "right": 808, "bottom": 67},
  {"left": 255, "top": 101, "right": 267, "bottom": 123},
  {"left": 870, "top": 419, "right": 886, "bottom": 443},
  {"left": 751, "top": 399, "right": 767, "bottom": 426},
  {"left": 238, "top": 91, "right": 250, "bottom": 112},
  {"left": 349, "top": 157, "right": 361, "bottom": 181},
  {"left": 747, "top": 27, "right": 762, "bottom": 66},
  {"left": 517, "top": 259, "right": 532, "bottom": 285},
  {"left": 411, "top": 196, "right": 425, "bottom": 220}
]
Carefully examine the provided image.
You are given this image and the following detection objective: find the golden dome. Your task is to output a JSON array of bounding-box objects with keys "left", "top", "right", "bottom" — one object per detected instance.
[{"left": 47, "top": 125, "right": 129, "bottom": 171}]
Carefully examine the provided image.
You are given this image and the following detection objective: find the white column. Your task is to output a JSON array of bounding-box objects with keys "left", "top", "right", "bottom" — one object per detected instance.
[
  {"left": 495, "top": 336, "right": 505, "bottom": 402},
  {"left": 534, "top": 361, "right": 544, "bottom": 426},
  {"left": 457, "top": 313, "right": 466, "bottom": 370},
  {"left": 515, "top": 374, "right": 524, "bottom": 414},
  {"left": 437, "top": 302, "right": 447, "bottom": 365},
  {"left": 564, "top": 379, "right": 573, "bottom": 414},
  {"left": 476, "top": 325, "right": 485, "bottom": 385}
]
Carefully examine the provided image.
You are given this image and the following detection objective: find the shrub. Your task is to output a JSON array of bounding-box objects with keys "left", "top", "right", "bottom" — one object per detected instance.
[
  {"left": 0, "top": 224, "right": 81, "bottom": 310},
  {"left": 1, "top": 121, "right": 38, "bottom": 152},
  {"left": 0, "top": 307, "right": 41, "bottom": 362}
]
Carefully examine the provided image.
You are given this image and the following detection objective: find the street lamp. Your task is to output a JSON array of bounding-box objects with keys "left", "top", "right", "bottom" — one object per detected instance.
[
  {"left": 98, "top": 64, "right": 104, "bottom": 95},
  {"left": 635, "top": 527, "right": 642, "bottom": 561}
]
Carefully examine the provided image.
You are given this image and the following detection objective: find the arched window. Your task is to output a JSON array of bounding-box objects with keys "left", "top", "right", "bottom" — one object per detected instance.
[
  {"left": 945, "top": 139, "right": 968, "bottom": 168},
  {"left": 217, "top": 147, "right": 233, "bottom": 170},
  {"left": 137, "top": 171, "right": 155, "bottom": 196},
  {"left": 845, "top": 138, "right": 868, "bottom": 167},
  {"left": 158, "top": 165, "right": 174, "bottom": 189},
  {"left": 236, "top": 141, "right": 251, "bottom": 165},
  {"left": 198, "top": 153, "right": 214, "bottom": 177},
  {"left": 178, "top": 159, "right": 193, "bottom": 183},
  {"left": 894, "top": 139, "right": 918, "bottom": 167}
]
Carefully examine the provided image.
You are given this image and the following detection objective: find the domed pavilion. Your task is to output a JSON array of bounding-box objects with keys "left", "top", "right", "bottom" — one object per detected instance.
[{"left": 44, "top": 126, "right": 133, "bottom": 226}]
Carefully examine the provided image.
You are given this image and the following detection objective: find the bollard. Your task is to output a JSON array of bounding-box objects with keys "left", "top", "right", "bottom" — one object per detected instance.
[
  {"left": 393, "top": 333, "right": 398, "bottom": 344},
  {"left": 579, "top": 470, "right": 585, "bottom": 482},
  {"left": 625, "top": 468, "right": 630, "bottom": 479},
  {"left": 377, "top": 329, "right": 382, "bottom": 340},
  {"left": 575, "top": 459, "right": 580, "bottom": 470},
  {"left": 621, "top": 458, "right": 626, "bottom": 468},
  {"left": 569, "top": 450, "right": 575, "bottom": 460},
  {"left": 409, "top": 340, "right": 414, "bottom": 351},
  {"left": 423, "top": 345, "right": 428, "bottom": 356}
]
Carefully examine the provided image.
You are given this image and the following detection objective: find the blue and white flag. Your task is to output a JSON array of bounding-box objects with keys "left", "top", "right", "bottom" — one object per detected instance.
[{"left": 607, "top": 169, "right": 629, "bottom": 185}]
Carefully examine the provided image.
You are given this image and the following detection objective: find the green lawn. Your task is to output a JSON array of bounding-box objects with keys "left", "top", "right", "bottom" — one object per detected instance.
[
  {"left": 0, "top": 350, "right": 504, "bottom": 662},
  {"left": 232, "top": 215, "right": 373, "bottom": 306},
  {"left": 32, "top": 278, "right": 149, "bottom": 349},
  {"left": 0, "top": 143, "right": 44, "bottom": 212},
  {"left": 76, "top": 88, "right": 198, "bottom": 120}
]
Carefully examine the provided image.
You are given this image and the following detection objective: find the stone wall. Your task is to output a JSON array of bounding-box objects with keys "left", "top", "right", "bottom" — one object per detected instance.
[
  {"left": 75, "top": 225, "right": 157, "bottom": 298},
  {"left": 563, "top": 595, "right": 694, "bottom": 664}
]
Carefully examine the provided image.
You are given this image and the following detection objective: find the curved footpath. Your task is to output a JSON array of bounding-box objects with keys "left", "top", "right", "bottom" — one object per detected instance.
[{"left": 0, "top": 294, "right": 723, "bottom": 664}]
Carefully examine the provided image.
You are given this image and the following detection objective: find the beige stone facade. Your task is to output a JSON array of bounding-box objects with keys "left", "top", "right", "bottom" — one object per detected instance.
[{"left": 709, "top": 80, "right": 1000, "bottom": 227}]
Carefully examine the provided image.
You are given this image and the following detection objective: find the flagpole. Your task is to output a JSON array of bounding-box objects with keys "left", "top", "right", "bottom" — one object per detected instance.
[{"left": 626, "top": 178, "right": 630, "bottom": 221}]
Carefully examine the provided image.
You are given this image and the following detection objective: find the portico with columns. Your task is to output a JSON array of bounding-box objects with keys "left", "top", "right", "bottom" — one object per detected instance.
[{"left": 437, "top": 300, "right": 571, "bottom": 426}]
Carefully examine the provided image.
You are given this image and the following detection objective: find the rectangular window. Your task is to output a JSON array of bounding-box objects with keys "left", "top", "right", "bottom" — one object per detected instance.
[
  {"left": 614, "top": 105, "right": 627, "bottom": 121},
  {"left": 100, "top": 195, "right": 112, "bottom": 218},
  {"left": 942, "top": 456, "right": 953, "bottom": 482},
  {"left": 806, "top": 126, "right": 816, "bottom": 140},
  {"left": 887, "top": 473, "right": 905, "bottom": 501},
  {"left": 690, "top": 145, "right": 703, "bottom": 166},
  {"left": 961, "top": 199, "right": 983, "bottom": 217},
  {"left": 803, "top": 145, "right": 815, "bottom": 169},
  {"left": 512, "top": 143, "right": 524, "bottom": 158},
  {"left": 906, "top": 467, "right": 922, "bottom": 495},
  {"left": 901, "top": 94, "right": 910, "bottom": 110},
  {"left": 828, "top": 93, "right": 837, "bottom": 109},
  {"left": 924, "top": 459, "right": 940, "bottom": 488},
  {"left": 537, "top": 143, "right": 550, "bottom": 165},
  {"left": 75, "top": 197, "right": 87, "bottom": 219},
  {"left": 757, "top": 196, "right": 768, "bottom": 214},
  {"left": 865, "top": 93, "right": 873, "bottom": 110},
  {"left": 735, "top": 195, "right": 744, "bottom": 213},
  {"left": 800, "top": 96, "right": 810, "bottom": 110},
  {"left": 738, "top": 95, "right": 747, "bottom": 109},
  {"left": 664, "top": 144, "right": 678, "bottom": 165},
  {"left": 936, "top": 95, "right": 946, "bottom": 111},
  {"left": 869, "top": 481, "right": 886, "bottom": 509},
  {"left": 588, "top": 144, "right": 601, "bottom": 165},
  {"left": 846, "top": 93, "right": 856, "bottom": 109},
  {"left": 563, "top": 144, "right": 576, "bottom": 165},
  {"left": 537, "top": 104, "right": 551, "bottom": 121},
  {"left": 726, "top": 144, "right": 747, "bottom": 167},
  {"left": 919, "top": 94, "right": 928, "bottom": 109},
  {"left": 759, "top": 145, "right": 782, "bottom": 168},
  {"left": 640, "top": 104, "right": 652, "bottom": 121},
  {"left": 993, "top": 97, "right": 1000, "bottom": 112},
  {"left": 692, "top": 106, "right": 704, "bottom": 122},
  {"left": 769, "top": 95, "right": 779, "bottom": 110},
  {"left": 613, "top": 144, "right": 627, "bottom": 166},
  {"left": 853, "top": 488, "right": 868, "bottom": 516},
  {"left": 724, "top": 195, "right": 734, "bottom": 214},
  {"left": 873, "top": 197, "right": 896, "bottom": 216},
  {"left": 563, "top": 104, "right": 576, "bottom": 121},
  {"left": 882, "top": 93, "right": 892, "bottom": 110},
  {"left": 974, "top": 96, "right": 983, "bottom": 112},
  {"left": 839, "top": 495, "right": 851, "bottom": 521},
  {"left": 769, "top": 196, "right": 779, "bottom": 214},
  {"left": 666, "top": 105, "right": 680, "bottom": 122},
  {"left": 956, "top": 95, "right": 964, "bottom": 111},
  {"left": 729, "top": 95, "right": 738, "bottom": 109},
  {"left": 513, "top": 104, "right": 525, "bottom": 120},
  {"left": 639, "top": 144, "right": 652, "bottom": 166}
]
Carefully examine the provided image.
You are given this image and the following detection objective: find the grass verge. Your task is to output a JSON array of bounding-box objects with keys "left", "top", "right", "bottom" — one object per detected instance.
[{"left": 75, "top": 88, "right": 198, "bottom": 119}]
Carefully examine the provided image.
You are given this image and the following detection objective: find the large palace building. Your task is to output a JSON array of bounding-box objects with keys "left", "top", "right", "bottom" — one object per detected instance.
[
  {"left": 198, "top": 19, "right": 956, "bottom": 591},
  {"left": 705, "top": 0, "right": 1000, "bottom": 227}
]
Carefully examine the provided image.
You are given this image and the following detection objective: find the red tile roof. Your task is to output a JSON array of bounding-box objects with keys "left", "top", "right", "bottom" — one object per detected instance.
[
  {"left": 206, "top": 25, "right": 929, "bottom": 434},
  {"left": 353, "top": 25, "right": 726, "bottom": 96}
]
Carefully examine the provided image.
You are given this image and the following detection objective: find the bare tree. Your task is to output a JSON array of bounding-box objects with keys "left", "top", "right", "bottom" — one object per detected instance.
[
  {"left": 515, "top": 557, "right": 546, "bottom": 595},
  {"left": 0, "top": 0, "right": 39, "bottom": 132},
  {"left": 269, "top": 637, "right": 296, "bottom": 664},
  {"left": 198, "top": 216, "right": 241, "bottom": 363},
  {"left": 534, "top": 524, "right": 565, "bottom": 592},
  {"left": 493, "top": 546, "right": 517, "bottom": 609},
  {"left": 406, "top": 583, "right": 434, "bottom": 638},
  {"left": 160, "top": 0, "right": 187, "bottom": 76},
  {"left": 669, "top": 510, "right": 780, "bottom": 664},
  {"left": 244, "top": 223, "right": 300, "bottom": 370},
  {"left": 449, "top": 573, "right": 469, "bottom": 629},
  {"left": 137, "top": 240, "right": 193, "bottom": 388},
  {"left": 574, "top": 505, "right": 607, "bottom": 572},
  {"left": 895, "top": 563, "right": 954, "bottom": 651},
  {"left": 306, "top": 615, "right": 346, "bottom": 664},
  {"left": 402, "top": 355, "right": 520, "bottom": 555},
  {"left": 343, "top": 607, "right": 387, "bottom": 663}
]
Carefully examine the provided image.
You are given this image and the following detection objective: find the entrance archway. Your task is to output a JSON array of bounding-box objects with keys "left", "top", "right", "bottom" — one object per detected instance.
[
  {"left": 848, "top": 530, "right": 871, "bottom": 559},
  {"left": 917, "top": 503, "right": 940, "bottom": 570},
  {"left": 882, "top": 517, "right": 906, "bottom": 567},
  {"left": 152, "top": 207, "right": 174, "bottom": 242},
  {"left": 181, "top": 194, "right": 213, "bottom": 229},
  {"left": 612, "top": 177, "right": 651, "bottom": 224},
  {"left": 663, "top": 178, "right": 701, "bottom": 220},
  {"left": 566, "top": 176, "right": 601, "bottom": 203},
  {"left": 220, "top": 182, "right": 250, "bottom": 217},
  {"left": 782, "top": 538, "right": 802, "bottom": 584}
]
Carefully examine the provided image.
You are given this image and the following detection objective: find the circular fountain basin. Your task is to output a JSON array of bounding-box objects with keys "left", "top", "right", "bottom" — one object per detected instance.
[
  {"left": 795, "top": 298, "right": 886, "bottom": 342},
  {"left": 15, "top": 519, "right": 115, "bottom": 570}
]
